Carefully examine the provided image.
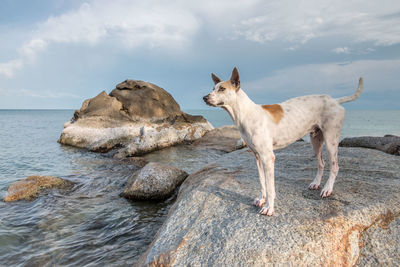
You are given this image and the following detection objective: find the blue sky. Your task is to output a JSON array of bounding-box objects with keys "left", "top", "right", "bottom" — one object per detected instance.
[{"left": 0, "top": 0, "right": 399, "bottom": 109}]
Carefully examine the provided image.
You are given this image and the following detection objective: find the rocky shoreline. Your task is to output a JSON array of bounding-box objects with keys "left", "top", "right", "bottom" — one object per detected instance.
[{"left": 4, "top": 78, "right": 400, "bottom": 265}]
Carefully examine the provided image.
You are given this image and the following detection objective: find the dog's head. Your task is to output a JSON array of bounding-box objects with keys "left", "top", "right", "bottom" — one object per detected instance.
[{"left": 203, "top": 67, "right": 241, "bottom": 107}]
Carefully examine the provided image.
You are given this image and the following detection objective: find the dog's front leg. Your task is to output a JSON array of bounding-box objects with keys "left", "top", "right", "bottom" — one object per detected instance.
[
  {"left": 253, "top": 153, "right": 266, "bottom": 207},
  {"left": 259, "top": 153, "right": 276, "bottom": 216}
]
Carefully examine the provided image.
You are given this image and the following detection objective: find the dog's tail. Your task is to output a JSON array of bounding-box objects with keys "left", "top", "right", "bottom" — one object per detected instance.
[{"left": 336, "top": 77, "right": 363, "bottom": 104}]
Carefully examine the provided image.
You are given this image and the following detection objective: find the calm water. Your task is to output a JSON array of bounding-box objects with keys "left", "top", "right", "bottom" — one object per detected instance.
[{"left": 0, "top": 109, "right": 400, "bottom": 266}]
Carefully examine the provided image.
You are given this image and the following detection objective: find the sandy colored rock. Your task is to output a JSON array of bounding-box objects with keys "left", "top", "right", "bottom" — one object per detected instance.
[
  {"left": 4, "top": 176, "right": 74, "bottom": 202},
  {"left": 58, "top": 79, "right": 213, "bottom": 154},
  {"left": 340, "top": 135, "right": 400, "bottom": 156},
  {"left": 109, "top": 80, "right": 182, "bottom": 121},
  {"left": 358, "top": 214, "right": 400, "bottom": 266},
  {"left": 137, "top": 142, "right": 400, "bottom": 266},
  {"left": 122, "top": 162, "right": 188, "bottom": 200}
]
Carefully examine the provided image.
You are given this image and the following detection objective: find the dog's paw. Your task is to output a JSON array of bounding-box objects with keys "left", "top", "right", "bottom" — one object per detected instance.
[
  {"left": 320, "top": 187, "right": 333, "bottom": 198},
  {"left": 308, "top": 182, "right": 319, "bottom": 190},
  {"left": 253, "top": 197, "right": 266, "bottom": 207},
  {"left": 259, "top": 206, "right": 274, "bottom": 216}
]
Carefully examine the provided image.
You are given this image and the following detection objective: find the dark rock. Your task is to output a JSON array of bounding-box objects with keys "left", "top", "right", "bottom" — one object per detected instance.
[
  {"left": 122, "top": 157, "right": 149, "bottom": 168},
  {"left": 340, "top": 135, "right": 400, "bottom": 155},
  {"left": 4, "top": 176, "right": 74, "bottom": 202},
  {"left": 122, "top": 162, "right": 188, "bottom": 200}
]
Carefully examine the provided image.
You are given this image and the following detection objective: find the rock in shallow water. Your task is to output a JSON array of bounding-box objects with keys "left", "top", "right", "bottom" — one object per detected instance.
[
  {"left": 137, "top": 142, "right": 400, "bottom": 266},
  {"left": 122, "top": 162, "right": 188, "bottom": 201},
  {"left": 339, "top": 135, "right": 400, "bottom": 156},
  {"left": 192, "top": 125, "right": 245, "bottom": 152},
  {"left": 58, "top": 80, "right": 213, "bottom": 155},
  {"left": 4, "top": 176, "right": 74, "bottom": 202}
]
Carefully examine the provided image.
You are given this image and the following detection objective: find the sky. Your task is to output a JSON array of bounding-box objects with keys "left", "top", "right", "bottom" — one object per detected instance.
[{"left": 0, "top": 0, "right": 399, "bottom": 110}]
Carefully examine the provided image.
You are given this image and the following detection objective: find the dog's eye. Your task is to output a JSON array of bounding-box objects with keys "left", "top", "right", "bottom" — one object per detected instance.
[{"left": 218, "top": 87, "right": 226, "bottom": 92}]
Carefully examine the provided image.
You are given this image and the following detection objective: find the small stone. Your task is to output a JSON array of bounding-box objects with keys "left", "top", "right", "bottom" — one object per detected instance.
[
  {"left": 121, "top": 157, "right": 149, "bottom": 168},
  {"left": 122, "top": 162, "right": 188, "bottom": 200}
]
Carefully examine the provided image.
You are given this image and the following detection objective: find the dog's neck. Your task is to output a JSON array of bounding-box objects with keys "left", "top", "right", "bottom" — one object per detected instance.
[{"left": 222, "top": 88, "right": 258, "bottom": 126}]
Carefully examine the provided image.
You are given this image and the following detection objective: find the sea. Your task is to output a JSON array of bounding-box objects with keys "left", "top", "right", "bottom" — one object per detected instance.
[{"left": 0, "top": 109, "right": 399, "bottom": 266}]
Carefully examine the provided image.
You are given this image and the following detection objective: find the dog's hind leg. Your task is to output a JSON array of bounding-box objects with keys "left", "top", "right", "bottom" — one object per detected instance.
[
  {"left": 320, "top": 121, "right": 343, "bottom": 197},
  {"left": 259, "top": 152, "right": 276, "bottom": 216},
  {"left": 309, "top": 127, "right": 324, "bottom": 190},
  {"left": 253, "top": 153, "right": 266, "bottom": 207}
]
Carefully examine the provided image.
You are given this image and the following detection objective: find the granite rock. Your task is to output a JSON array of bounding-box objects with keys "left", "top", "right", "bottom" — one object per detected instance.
[
  {"left": 138, "top": 142, "right": 400, "bottom": 266},
  {"left": 122, "top": 162, "right": 188, "bottom": 200}
]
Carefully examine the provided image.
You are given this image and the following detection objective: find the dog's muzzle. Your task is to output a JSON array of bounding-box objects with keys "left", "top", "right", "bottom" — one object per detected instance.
[{"left": 203, "top": 94, "right": 214, "bottom": 106}]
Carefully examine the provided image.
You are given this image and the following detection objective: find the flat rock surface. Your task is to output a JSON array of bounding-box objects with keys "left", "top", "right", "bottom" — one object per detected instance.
[
  {"left": 122, "top": 162, "right": 188, "bottom": 200},
  {"left": 138, "top": 142, "right": 400, "bottom": 266},
  {"left": 192, "top": 125, "right": 244, "bottom": 152},
  {"left": 4, "top": 176, "right": 74, "bottom": 202}
]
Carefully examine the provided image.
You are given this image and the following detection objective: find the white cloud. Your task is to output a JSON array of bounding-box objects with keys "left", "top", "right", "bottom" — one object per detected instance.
[
  {"left": 0, "top": 59, "right": 23, "bottom": 78},
  {"left": 333, "top": 47, "right": 350, "bottom": 54},
  {"left": 234, "top": 0, "right": 400, "bottom": 46},
  {"left": 0, "top": 88, "right": 81, "bottom": 99},
  {"left": 1, "top": 0, "right": 400, "bottom": 78},
  {"left": 0, "top": 0, "right": 203, "bottom": 77},
  {"left": 246, "top": 59, "right": 400, "bottom": 96}
]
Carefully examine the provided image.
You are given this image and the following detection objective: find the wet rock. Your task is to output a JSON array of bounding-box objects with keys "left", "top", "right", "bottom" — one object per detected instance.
[
  {"left": 122, "top": 157, "right": 149, "bottom": 168},
  {"left": 4, "top": 176, "right": 74, "bottom": 202},
  {"left": 122, "top": 162, "right": 188, "bottom": 200},
  {"left": 58, "top": 80, "right": 213, "bottom": 154},
  {"left": 137, "top": 142, "right": 400, "bottom": 266},
  {"left": 339, "top": 135, "right": 400, "bottom": 156},
  {"left": 192, "top": 125, "right": 244, "bottom": 152}
]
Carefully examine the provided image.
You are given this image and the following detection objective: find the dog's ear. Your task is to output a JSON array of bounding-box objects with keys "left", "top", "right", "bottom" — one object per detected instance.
[
  {"left": 230, "top": 67, "right": 240, "bottom": 90},
  {"left": 211, "top": 73, "right": 222, "bottom": 85}
]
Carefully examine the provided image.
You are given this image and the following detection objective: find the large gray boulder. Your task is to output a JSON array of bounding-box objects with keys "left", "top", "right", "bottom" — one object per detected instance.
[
  {"left": 122, "top": 162, "right": 188, "bottom": 200},
  {"left": 340, "top": 135, "right": 400, "bottom": 156},
  {"left": 58, "top": 80, "right": 213, "bottom": 154},
  {"left": 137, "top": 142, "right": 400, "bottom": 266}
]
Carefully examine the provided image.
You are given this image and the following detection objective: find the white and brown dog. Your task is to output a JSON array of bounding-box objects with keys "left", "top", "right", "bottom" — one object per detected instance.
[{"left": 203, "top": 67, "right": 363, "bottom": 216}]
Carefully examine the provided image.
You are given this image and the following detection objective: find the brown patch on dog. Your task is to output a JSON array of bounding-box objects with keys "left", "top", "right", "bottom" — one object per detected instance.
[{"left": 262, "top": 104, "right": 284, "bottom": 124}]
